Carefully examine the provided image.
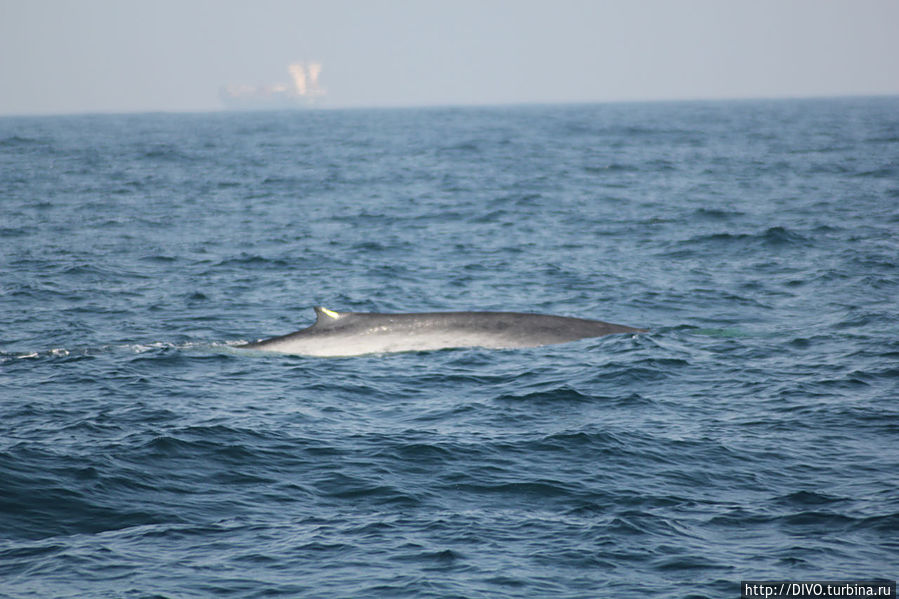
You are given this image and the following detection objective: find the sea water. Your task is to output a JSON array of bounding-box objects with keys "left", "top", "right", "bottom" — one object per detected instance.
[{"left": 1, "top": 98, "right": 897, "bottom": 598}]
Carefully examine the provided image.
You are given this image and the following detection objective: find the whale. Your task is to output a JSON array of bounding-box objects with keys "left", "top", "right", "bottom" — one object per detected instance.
[{"left": 239, "top": 306, "right": 645, "bottom": 357}]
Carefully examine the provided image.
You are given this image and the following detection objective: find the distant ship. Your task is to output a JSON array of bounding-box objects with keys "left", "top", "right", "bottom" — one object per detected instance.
[{"left": 220, "top": 62, "right": 325, "bottom": 110}]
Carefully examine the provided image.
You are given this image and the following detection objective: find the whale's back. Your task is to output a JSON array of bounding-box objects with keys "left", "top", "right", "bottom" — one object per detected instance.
[{"left": 241, "top": 307, "right": 645, "bottom": 357}]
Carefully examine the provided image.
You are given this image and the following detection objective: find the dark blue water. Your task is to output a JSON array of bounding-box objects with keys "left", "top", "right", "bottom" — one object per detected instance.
[{"left": 1, "top": 98, "right": 898, "bottom": 598}]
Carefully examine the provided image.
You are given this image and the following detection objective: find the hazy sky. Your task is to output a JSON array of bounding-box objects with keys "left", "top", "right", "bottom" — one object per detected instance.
[{"left": 1, "top": 0, "right": 898, "bottom": 115}]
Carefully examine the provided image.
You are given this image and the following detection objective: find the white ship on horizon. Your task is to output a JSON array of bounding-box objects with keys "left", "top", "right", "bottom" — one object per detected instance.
[{"left": 220, "top": 62, "right": 325, "bottom": 110}]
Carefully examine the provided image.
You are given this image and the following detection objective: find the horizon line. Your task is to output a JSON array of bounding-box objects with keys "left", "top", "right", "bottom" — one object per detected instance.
[{"left": 1, "top": 92, "right": 897, "bottom": 119}]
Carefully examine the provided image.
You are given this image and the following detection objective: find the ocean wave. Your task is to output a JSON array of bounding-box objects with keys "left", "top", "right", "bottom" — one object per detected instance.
[{"left": 676, "top": 226, "right": 810, "bottom": 249}]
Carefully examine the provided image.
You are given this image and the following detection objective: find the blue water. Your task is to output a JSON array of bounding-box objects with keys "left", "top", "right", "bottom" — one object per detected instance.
[{"left": 1, "top": 98, "right": 898, "bottom": 598}]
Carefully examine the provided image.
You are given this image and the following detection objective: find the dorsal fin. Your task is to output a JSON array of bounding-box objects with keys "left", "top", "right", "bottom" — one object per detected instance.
[{"left": 313, "top": 306, "right": 342, "bottom": 325}]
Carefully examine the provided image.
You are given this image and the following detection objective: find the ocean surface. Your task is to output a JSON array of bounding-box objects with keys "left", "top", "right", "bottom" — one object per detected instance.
[{"left": 1, "top": 98, "right": 897, "bottom": 598}]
